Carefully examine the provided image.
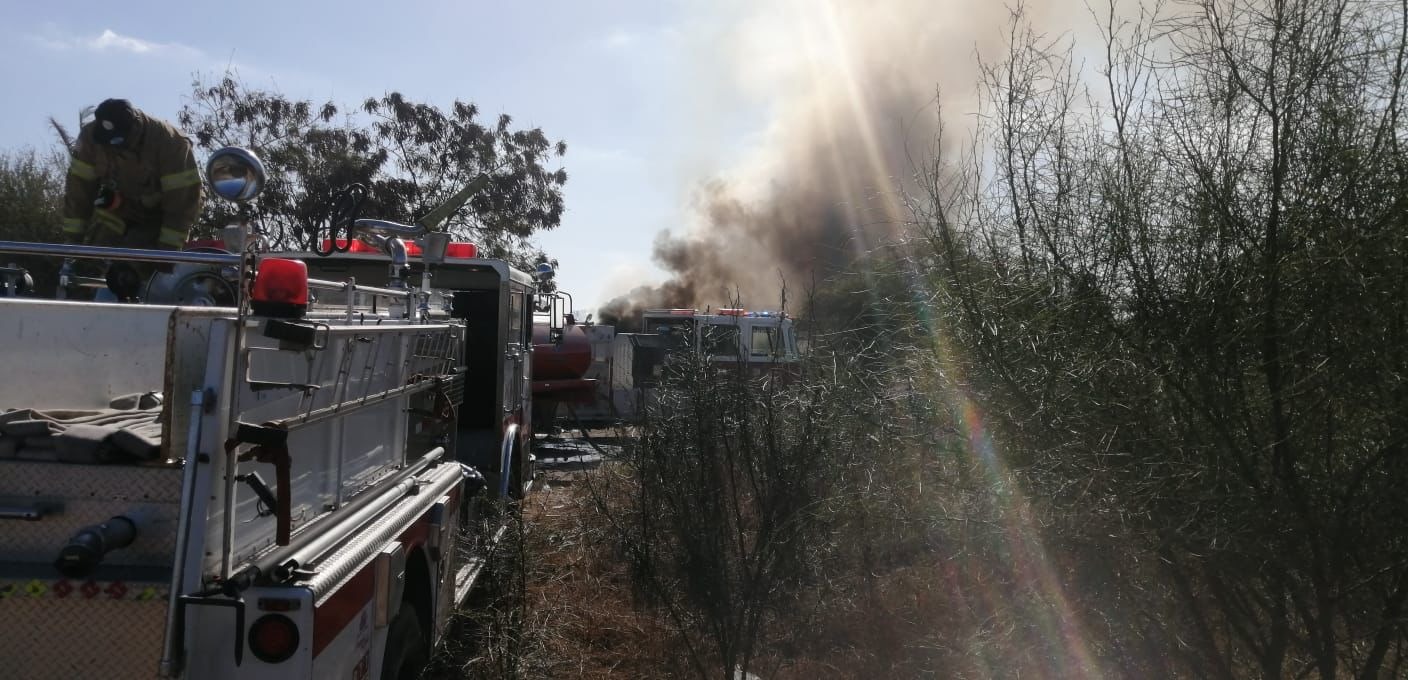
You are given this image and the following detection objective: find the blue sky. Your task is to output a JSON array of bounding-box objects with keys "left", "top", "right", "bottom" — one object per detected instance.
[{"left": 0, "top": 0, "right": 767, "bottom": 312}]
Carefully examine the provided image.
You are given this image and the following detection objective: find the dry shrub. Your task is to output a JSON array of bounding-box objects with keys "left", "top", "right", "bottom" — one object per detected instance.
[
  {"left": 425, "top": 475, "right": 684, "bottom": 680},
  {"left": 521, "top": 471, "right": 683, "bottom": 678}
]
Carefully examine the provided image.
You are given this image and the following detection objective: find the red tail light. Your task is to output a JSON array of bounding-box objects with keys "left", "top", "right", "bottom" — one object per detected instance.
[
  {"left": 251, "top": 258, "right": 309, "bottom": 318},
  {"left": 248, "top": 613, "right": 300, "bottom": 664}
]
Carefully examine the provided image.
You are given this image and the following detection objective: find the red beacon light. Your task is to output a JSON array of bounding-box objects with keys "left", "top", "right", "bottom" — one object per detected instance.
[
  {"left": 444, "top": 242, "right": 477, "bottom": 259},
  {"left": 183, "top": 238, "right": 228, "bottom": 251},
  {"left": 319, "top": 239, "right": 476, "bottom": 259},
  {"left": 719, "top": 308, "right": 746, "bottom": 316},
  {"left": 320, "top": 239, "right": 380, "bottom": 254},
  {"left": 321, "top": 238, "right": 408, "bottom": 255},
  {"left": 251, "top": 258, "right": 309, "bottom": 318}
]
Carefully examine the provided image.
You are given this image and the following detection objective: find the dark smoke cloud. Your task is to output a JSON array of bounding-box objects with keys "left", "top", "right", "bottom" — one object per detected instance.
[{"left": 599, "top": 0, "right": 1075, "bottom": 331}]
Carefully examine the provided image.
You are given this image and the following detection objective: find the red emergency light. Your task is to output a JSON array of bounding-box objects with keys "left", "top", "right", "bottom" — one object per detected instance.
[
  {"left": 445, "top": 242, "right": 477, "bottom": 258},
  {"left": 320, "top": 239, "right": 407, "bottom": 254},
  {"left": 251, "top": 258, "right": 309, "bottom": 318},
  {"left": 183, "top": 238, "right": 228, "bottom": 251},
  {"left": 320, "top": 239, "right": 477, "bottom": 259},
  {"left": 718, "top": 308, "right": 746, "bottom": 316}
]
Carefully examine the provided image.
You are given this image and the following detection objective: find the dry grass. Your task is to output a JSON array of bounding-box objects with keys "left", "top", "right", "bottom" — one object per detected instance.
[
  {"left": 517, "top": 472, "right": 682, "bottom": 678},
  {"left": 429, "top": 440, "right": 1128, "bottom": 678},
  {"left": 427, "top": 468, "right": 687, "bottom": 679}
]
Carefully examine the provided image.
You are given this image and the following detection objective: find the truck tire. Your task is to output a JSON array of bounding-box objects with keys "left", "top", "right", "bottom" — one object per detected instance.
[{"left": 380, "top": 602, "right": 428, "bottom": 680}]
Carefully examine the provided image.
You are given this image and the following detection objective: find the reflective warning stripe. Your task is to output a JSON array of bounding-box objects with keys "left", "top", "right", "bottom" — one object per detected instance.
[
  {"left": 62, "top": 217, "right": 86, "bottom": 234},
  {"left": 68, "top": 157, "right": 95, "bottom": 181},
  {"left": 159, "top": 227, "right": 187, "bottom": 247},
  {"left": 93, "top": 209, "right": 126, "bottom": 235},
  {"left": 160, "top": 168, "right": 200, "bottom": 192}
]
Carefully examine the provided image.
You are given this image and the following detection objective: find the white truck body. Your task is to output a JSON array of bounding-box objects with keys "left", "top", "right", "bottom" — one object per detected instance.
[{"left": 0, "top": 291, "right": 486, "bottom": 680}]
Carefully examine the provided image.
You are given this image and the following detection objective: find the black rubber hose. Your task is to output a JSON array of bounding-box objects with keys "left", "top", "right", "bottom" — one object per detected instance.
[{"left": 54, "top": 515, "right": 139, "bottom": 578}]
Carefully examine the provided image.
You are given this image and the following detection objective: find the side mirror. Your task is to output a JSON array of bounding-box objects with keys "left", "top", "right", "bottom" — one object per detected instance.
[{"left": 206, "top": 147, "right": 266, "bottom": 203}]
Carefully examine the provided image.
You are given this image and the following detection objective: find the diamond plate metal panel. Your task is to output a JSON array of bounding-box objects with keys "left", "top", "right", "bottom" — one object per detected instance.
[
  {"left": 0, "top": 591, "right": 168, "bottom": 680},
  {"left": 0, "top": 460, "right": 182, "bottom": 567}
]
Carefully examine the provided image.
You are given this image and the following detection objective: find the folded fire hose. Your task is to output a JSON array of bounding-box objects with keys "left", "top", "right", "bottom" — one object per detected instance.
[{"left": 0, "top": 391, "right": 164, "bottom": 463}]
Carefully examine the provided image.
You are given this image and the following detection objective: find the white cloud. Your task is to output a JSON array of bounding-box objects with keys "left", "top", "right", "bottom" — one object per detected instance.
[
  {"left": 30, "top": 27, "right": 201, "bottom": 58},
  {"left": 602, "top": 28, "right": 638, "bottom": 50},
  {"left": 90, "top": 29, "right": 158, "bottom": 54},
  {"left": 600, "top": 25, "right": 681, "bottom": 52}
]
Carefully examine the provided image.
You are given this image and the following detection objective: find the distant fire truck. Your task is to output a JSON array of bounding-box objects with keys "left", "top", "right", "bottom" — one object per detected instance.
[
  {"left": 0, "top": 147, "right": 552, "bottom": 679},
  {"left": 568, "top": 307, "right": 800, "bottom": 424}
]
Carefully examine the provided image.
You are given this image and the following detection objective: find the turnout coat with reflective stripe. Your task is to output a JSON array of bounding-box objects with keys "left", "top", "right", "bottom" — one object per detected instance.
[{"left": 63, "top": 110, "right": 203, "bottom": 250}]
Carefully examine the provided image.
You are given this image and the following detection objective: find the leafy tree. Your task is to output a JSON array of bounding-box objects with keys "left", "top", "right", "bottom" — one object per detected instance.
[
  {"left": 178, "top": 73, "right": 568, "bottom": 266},
  {"left": 915, "top": 1, "right": 1408, "bottom": 676},
  {"left": 0, "top": 148, "right": 66, "bottom": 290}
]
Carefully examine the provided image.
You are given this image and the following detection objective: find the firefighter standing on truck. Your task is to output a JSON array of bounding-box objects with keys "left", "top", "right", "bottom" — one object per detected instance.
[{"left": 62, "top": 98, "right": 202, "bottom": 251}]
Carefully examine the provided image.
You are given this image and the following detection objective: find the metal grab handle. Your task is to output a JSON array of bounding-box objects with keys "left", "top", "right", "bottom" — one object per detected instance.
[
  {"left": 0, "top": 504, "right": 58, "bottom": 521},
  {"left": 352, "top": 218, "right": 426, "bottom": 237}
]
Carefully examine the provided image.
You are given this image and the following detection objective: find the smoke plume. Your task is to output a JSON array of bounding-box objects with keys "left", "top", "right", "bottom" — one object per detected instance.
[{"left": 597, "top": 0, "right": 1078, "bottom": 331}]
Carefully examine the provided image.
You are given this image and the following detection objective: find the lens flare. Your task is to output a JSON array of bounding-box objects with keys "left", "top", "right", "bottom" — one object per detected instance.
[{"left": 905, "top": 258, "right": 1104, "bottom": 677}]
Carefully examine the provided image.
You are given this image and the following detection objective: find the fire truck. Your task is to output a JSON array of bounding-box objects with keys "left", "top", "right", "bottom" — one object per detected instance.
[
  {"left": 0, "top": 147, "right": 550, "bottom": 679},
  {"left": 585, "top": 307, "right": 800, "bottom": 424}
]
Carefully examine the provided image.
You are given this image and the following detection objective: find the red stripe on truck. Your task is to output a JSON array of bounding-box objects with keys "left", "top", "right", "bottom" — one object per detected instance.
[
  {"left": 396, "top": 515, "right": 429, "bottom": 547},
  {"left": 310, "top": 503, "right": 437, "bottom": 658},
  {"left": 312, "top": 565, "right": 373, "bottom": 656}
]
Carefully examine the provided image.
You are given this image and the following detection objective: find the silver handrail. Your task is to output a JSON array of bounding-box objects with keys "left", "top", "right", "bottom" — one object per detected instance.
[
  {"left": 0, "top": 241, "right": 242, "bottom": 266},
  {"left": 0, "top": 240, "right": 423, "bottom": 318},
  {"left": 307, "top": 277, "right": 407, "bottom": 300},
  {"left": 159, "top": 388, "right": 207, "bottom": 678}
]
